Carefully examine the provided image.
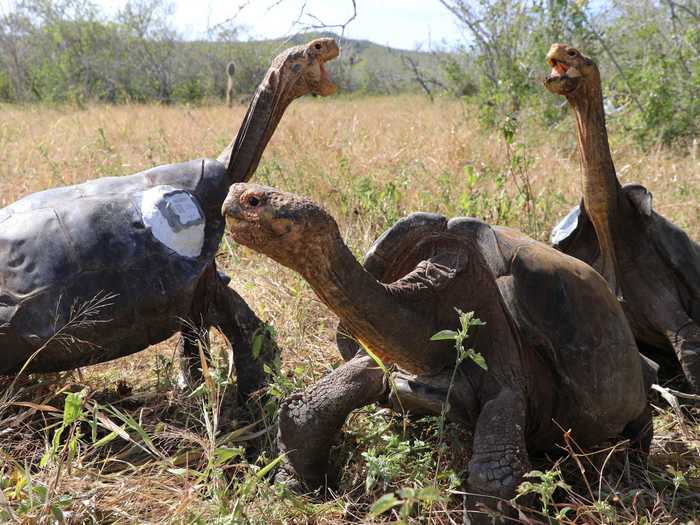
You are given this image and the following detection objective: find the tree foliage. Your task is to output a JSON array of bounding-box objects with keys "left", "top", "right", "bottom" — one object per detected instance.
[
  {"left": 1, "top": 0, "right": 697, "bottom": 145},
  {"left": 0, "top": 0, "right": 277, "bottom": 104},
  {"left": 440, "top": 0, "right": 699, "bottom": 145}
]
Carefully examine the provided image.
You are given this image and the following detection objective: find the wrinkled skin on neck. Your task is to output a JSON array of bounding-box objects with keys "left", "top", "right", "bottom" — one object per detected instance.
[
  {"left": 544, "top": 43, "right": 622, "bottom": 296},
  {"left": 222, "top": 183, "right": 452, "bottom": 374},
  {"left": 217, "top": 38, "right": 339, "bottom": 185},
  {"left": 226, "top": 184, "right": 655, "bottom": 520}
]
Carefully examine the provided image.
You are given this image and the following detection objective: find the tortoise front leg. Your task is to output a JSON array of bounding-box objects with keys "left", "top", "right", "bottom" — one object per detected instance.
[
  {"left": 211, "top": 274, "right": 280, "bottom": 404},
  {"left": 277, "top": 355, "right": 387, "bottom": 490},
  {"left": 178, "top": 321, "right": 210, "bottom": 388},
  {"left": 467, "top": 388, "right": 530, "bottom": 524},
  {"left": 669, "top": 319, "right": 700, "bottom": 394}
]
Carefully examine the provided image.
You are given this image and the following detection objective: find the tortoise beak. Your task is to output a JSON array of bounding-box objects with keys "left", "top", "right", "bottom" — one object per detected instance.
[
  {"left": 222, "top": 187, "right": 244, "bottom": 222},
  {"left": 544, "top": 44, "right": 582, "bottom": 95}
]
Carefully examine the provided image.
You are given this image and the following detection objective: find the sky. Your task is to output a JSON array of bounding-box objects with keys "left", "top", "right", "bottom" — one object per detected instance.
[{"left": 99, "top": 0, "right": 465, "bottom": 50}]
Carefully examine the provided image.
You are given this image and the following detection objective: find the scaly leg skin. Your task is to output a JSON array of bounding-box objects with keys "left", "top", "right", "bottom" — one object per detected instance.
[
  {"left": 467, "top": 388, "right": 530, "bottom": 525},
  {"left": 668, "top": 319, "right": 700, "bottom": 395},
  {"left": 211, "top": 276, "right": 280, "bottom": 405},
  {"left": 178, "top": 321, "right": 210, "bottom": 389},
  {"left": 276, "top": 355, "right": 387, "bottom": 491}
]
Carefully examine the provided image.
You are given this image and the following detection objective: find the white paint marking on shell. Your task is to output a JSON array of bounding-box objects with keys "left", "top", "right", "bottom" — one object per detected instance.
[
  {"left": 0, "top": 208, "right": 12, "bottom": 225},
  {"left": 550, "top": 205, "right": 581, "bottom": 245},
  {"left": 140, "top": 185, "right": 205, "bottom": 258}
]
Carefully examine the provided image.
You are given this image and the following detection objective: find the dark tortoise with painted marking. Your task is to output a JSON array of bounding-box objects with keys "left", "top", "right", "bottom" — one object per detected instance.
[
  {"left": 222, "top": 183, "right": 654, "bottom": 522},
  {"left": 0, "top": 39, "right": 339, "bottom": 404}
]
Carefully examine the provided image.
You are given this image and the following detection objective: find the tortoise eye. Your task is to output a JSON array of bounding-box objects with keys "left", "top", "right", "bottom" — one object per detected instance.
[
  {"left": 315, "top": 43, "right": 322, "bottom": 50},
  {"left": 247, "top": 195, "right": 260, "bottom": 207},
  {"left": 567, "top": 49, "right": 577, "bottom": 57}
]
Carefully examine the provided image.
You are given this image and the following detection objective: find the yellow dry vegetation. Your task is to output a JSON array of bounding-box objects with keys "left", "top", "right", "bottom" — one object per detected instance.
[
  {"left": 2, "top": 96, "right": 697, "bottom": 234},
  {"left": 0, "top": 96, "right": 698, "bottom": 523}
]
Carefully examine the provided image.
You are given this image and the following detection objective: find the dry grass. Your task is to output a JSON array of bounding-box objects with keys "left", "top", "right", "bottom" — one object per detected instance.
[{"left": 0, "top": 95, "right": 699, "bottom": 524}]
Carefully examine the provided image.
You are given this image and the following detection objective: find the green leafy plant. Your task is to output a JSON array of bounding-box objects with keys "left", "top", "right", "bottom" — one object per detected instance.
[
  {"left": 430, "top": 309, "right": 487, "bottom": 373},
  {"left": 514, "top": 468, "right": 572, "bottom": 520},
  {"left": 0, "top": 467, "right": 73, "bottom": 523},
  {"left": 363, "top": 436, "right": 433, "bottom": 493},
  {"left": 370, "top": 485, "right": 446, "bottom": 523},
  {"left": 351, "top": 176, "right": 403, "bottom": 229},
  {"left": 40, "top": 388, "right": 87, "bottom": 467}
]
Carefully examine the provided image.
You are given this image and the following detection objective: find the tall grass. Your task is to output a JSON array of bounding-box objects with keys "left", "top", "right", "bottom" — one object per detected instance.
[{"left": 0, "top": 96, "right": 698, "bottom": 523}]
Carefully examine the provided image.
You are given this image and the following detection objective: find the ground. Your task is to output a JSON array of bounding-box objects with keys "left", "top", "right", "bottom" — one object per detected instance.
[{"left": 0, "top": 96, "right": 699, "bottom": 524}]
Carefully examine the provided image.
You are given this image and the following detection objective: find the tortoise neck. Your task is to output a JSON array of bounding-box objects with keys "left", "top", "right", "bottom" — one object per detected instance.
[
  {"left": 568, "top": 83, "right": 621, "bottom": 216},
  {"left": 218, "top": 84, "right": 294, "bottom": 186},
  {"left": 566, "top": 77, "right": 625, "bottom": 294},
  {"left": 299, "top": 234, "right": 444, "bottom": 374}
]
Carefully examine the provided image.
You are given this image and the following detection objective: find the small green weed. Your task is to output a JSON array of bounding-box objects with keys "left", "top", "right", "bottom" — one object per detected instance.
[
  {"left": 515, "top": 468, "right": 572, "bottom": 520},
  {"left": 350, "top": 176, "right": 403, "bottom": 230}
]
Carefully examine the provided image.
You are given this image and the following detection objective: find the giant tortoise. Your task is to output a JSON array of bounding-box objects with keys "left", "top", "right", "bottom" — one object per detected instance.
[
  {"left": 0, "top": 39, "right": 339, "bottom": 403},
  {"left": 222, "top": 183, "right": 654, "bottom": 521},
  {"left": 544, "top": 43, "right": 700, "bottom": 393}
]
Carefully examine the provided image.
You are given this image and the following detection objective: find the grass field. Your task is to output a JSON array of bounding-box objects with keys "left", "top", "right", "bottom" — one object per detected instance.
[{"left": 1, "top": 96, "right": 699, "bottom": 523}]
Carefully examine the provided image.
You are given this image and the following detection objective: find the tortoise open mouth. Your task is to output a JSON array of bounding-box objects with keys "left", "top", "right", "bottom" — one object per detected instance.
[
  {"left": 320, "top": 62, "right": 331, "bottom": 83},
  {"left": 312, "top": 39, "right": 339, "bottom": 97},
  {"left": 318, "top": 60, "right": 337, "bottom": 96},
  {"left": 548, "top": 58, "right": 571, "bottom": 77},
  {"left": 544, "top": 58, "right": 581, "bottom": 94}
]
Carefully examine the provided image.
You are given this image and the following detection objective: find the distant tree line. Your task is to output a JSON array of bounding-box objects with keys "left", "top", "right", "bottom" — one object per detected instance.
[
  {"left": 0, "top": 0, "right": 443, "bottom": 105},
  {"left": 1, "top": 0, "right": 697, "bottom": 145},
  {"left": 0, "top": 0, "right": 285, "bottom": 104}
]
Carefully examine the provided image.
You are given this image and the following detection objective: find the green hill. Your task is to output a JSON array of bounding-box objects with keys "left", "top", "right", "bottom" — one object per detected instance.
[
  {"left": 205, "top": 32, "right": 451, "bottom": 98},
  {"left": 0, "top": 12, "right": 451, "bottom": 104}
]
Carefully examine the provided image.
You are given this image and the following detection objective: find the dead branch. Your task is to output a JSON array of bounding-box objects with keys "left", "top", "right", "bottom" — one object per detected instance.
[{"left": 401, "top": 54, "right": 447, "bottom": 102}]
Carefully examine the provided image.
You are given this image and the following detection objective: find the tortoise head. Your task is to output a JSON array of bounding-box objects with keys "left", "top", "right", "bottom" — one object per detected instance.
[
  {"left": 222, "top": 183, "right": 340, "bottom": 273},
  {"left": 278, "top": 37, "right": 340, "bottom": 98},
  {"left": 544, "top": 43, "right": 599, "bottom": 99},
  {"left": 223, "top": 38, "right": 340, "bottom": 184}
]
